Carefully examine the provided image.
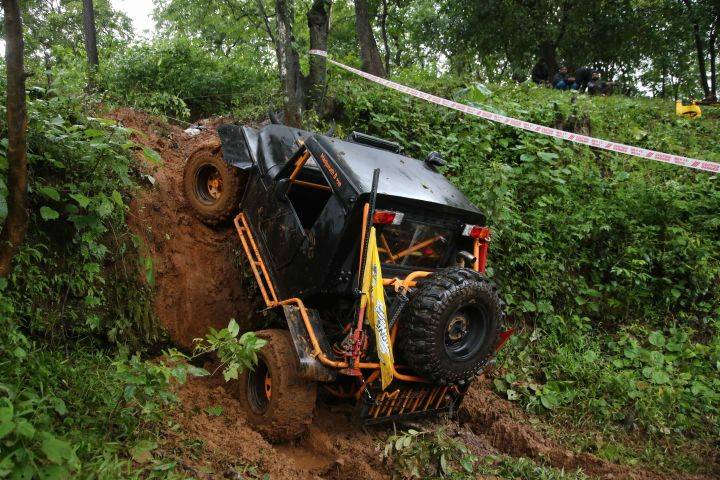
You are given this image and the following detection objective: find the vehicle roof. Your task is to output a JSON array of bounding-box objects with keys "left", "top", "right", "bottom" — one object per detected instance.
[{"left": 250, "top": 124, "right": 485, "bottom": 221}]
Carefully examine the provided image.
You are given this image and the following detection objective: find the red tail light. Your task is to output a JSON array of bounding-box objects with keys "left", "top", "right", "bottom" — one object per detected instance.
[
  {"left": 463, "top": 224, "right": 491, "bottom": 239},
  {"left": 373, "top": 210, "right": 404, "bottom": 225}
]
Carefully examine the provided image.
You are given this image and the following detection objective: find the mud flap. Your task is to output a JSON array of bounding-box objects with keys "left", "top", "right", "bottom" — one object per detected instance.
[{"left": 282, "top": 305, "right": 337, "bottom": 382}]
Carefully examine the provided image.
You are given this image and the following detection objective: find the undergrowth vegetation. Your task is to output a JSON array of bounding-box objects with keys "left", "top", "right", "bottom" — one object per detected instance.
[
  {"left": 0, "top": 82, "right": 263, "bottom": 477},
  {"left": 319, "top": 71, "right": 720, "bottom": 471}
]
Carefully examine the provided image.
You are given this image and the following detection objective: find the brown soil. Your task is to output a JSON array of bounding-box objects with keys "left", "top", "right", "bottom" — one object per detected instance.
[
  {"left": 112, "top": 108, "right": 257, "bottom": 348},
  {"left": 118, "top": 108, "right": 718, "bottom": 480}
]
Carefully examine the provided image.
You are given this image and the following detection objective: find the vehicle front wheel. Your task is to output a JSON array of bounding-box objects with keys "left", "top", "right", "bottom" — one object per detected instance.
[
  {"left": 231, "top": 329, "right": 317, "bottom": 443},
  {"left": 182, "top": 140, "right": 245, "bottom": 226}
]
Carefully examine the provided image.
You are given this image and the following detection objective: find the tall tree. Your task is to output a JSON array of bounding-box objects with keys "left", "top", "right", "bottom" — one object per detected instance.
[
  {"left": 354, "top": 0, "right": 386, "bottom": 77},
  {"left": 306, "top": 0, "right": 331, "bottom": 109},
  {"left": 82, "top": 0, "right": 100, "bottom": 68},
  {"left": 275, "top": 0, "right": 303, "bottom": 126},
  {"left": 681, "top": 0, "right": 711, "bottom": 97},
  {"left": 0, "top": 0, "right": 29, "bottom": 277}
]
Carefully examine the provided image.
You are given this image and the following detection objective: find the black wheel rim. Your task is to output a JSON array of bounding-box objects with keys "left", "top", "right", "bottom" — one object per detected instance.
[
  {"left": 194, "top": 164, "right": 223, "bottom": 205},
  {"left": 247, "top": 359, "right": 271, "bottom": 414},
  {"left": 443, "top": 305, "right": 488, "bottom": 362}
]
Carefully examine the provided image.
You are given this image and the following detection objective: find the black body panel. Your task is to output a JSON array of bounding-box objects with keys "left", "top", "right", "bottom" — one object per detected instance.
[{"left": 221, "top": 123, "right": 487, "bottom": 300}]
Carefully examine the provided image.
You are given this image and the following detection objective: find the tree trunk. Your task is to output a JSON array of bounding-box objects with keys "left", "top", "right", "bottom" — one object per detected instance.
[
  {"left": 83, "top": 0, "right": 99, "bottom": 67},
  {"left": 709, "top": 13, "right": 718, "bottom": 98},
  {"left": 682, "top": 0, "right": 711, "bottom": 97},
  {"left": 0, "top": 0, "right": 29, "bottom": 278},
  {"left": 353, "top": 0, "right": 386, "bottom": 77},
  {"left": 305, "top": 0, "right": 331, "bottom": 111},
  {"left": 275, "top": 0, "right": 304, "bottom": 127},
  {"left": 380, "top": 0, "right": 390, "bottom": 74}
]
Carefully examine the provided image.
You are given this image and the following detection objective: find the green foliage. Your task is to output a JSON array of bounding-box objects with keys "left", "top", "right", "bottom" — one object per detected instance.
[
  {"left": 0, "top": 88, "right": 160, "bottom": 345},
  {"left": 193, "top": 319, "right": 267, "bottom": 381},
  {"left": 383, "top": 429, "right": 478, "bottom": 479},
  {"left": 383, "top": 428, "right": 590, "bottom": 480},
  {"left": 101, "top": 38, "right": 278, "bottom": 119},
  {"left": 326, "top": 74, "right": 720, "bottom": 469}
]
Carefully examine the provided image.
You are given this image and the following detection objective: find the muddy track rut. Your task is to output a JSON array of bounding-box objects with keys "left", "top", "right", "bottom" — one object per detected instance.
[{"left": 116, "top": 109, "right": 717, "bottom": 480}]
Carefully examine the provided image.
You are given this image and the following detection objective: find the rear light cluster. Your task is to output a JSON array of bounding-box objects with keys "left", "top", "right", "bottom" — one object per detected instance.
[
  {"left": 462, "top": 224, "right": 491, "bottom": 239},
  {"left": 373, "top": 210, "right": 404, "bottom": 225}
]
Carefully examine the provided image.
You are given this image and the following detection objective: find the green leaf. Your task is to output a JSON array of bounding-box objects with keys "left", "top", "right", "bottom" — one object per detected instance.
[
  {"left": 41, "top": 435, "right": 74, "bottom": 464},
  {"left": 83, "top": 128, "right": 105, "bottom": 138},
  {"left": 440, "top": 453, "right": 449, "bottom": 474},
  {"left": 38, "top": 186, "right": 60, "bottom": 201},
  {"left": 97, "top": 200, "right": 114, "bottom": 217},
  {"left": 0, "top": 421, "right": 14, "bottom": 440},
  {"left": 223, "top": 363, "right": 239, "bottom": 381},
  {"left": 651, "top": 370, "right": 670, "bottom": 384},
  {"left": 69, "top": 193, "right": 91, "bottom": 208},
  {"left": 40, "top": 206, "right": 60, "bottom": 221},
  {"left": 15, "top": 420, "right": 35, "bottom": 439},
  {"left": 142, "top": 146, "right": 163, "bottom": 165},
  {"left": 130, "top": 440, "right": 157, "bottom": 464},
  {"left": 204, "top": 405, "right": 223, "bottom": 417},
  {"left": 111, "top": 190, "right": 123, "bottom": 206},
  {"left": 648, "top": 331, "right": 665, "bottom": 348},
  {"left": 227, "top": 319, "right": 240, "bottom": 338}
]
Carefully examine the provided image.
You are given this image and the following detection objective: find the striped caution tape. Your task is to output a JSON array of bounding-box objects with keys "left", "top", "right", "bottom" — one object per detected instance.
[{"left": 310, "top": 50, "right": 720, "bottom": 174}]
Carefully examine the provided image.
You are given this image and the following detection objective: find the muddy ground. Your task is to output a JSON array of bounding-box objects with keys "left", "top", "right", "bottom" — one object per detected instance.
[{"left": 116, "top": 109, "right": 718, "bottom": 480}]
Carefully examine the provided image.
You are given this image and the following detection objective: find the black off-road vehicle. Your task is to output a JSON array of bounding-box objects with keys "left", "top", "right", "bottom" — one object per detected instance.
[{"left": 183, "top": 123, "right": 512, "bottom": 442}]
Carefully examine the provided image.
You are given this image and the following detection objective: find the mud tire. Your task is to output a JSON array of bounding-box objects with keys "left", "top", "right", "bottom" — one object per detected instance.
[
  {"left": 397, "top": 268, "right": 505, "bottom": 385},
  {"left": 233, "top": 329, "right": 317, "bottom": 443},
  {"left": 182, "top": 140, "right": 244, "bottom": 226}
]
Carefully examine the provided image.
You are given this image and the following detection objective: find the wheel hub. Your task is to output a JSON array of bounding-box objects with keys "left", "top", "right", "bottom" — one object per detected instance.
[
  {"left": 194, "top": 164, "right": 223, "bottom": 204},
  {"left": 446, "top": 314, "right": 469, "bottom": 341},
  {"left": 264, "top": 372, "right": 272, "bottom": 399},
  {"left": 207, "top": 175, "right": 223, "bottom": 199}
]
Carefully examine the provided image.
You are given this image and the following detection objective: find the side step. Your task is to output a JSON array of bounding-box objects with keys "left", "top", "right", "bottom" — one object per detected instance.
[{"left": 283, "top": 305, "right": 337, "bottom": 382}]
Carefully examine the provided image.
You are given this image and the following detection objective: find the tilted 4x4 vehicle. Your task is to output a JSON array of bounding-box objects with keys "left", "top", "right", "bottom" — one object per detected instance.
[{"left": 183, "top": 122, "right": 512, "bottom": 441}]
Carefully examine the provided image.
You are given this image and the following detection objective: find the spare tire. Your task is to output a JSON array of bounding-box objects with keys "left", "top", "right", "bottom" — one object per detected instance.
[
  {"left": 397, "top": 268, "right": 505, "bottom": 385},
  {"left": 183, "top": 140, "right": 245, "bottom": 226}
]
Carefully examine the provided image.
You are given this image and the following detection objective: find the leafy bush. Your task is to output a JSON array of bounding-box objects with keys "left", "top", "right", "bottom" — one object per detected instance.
[{"left": 101, "top": 38, "right": 278, "bottom": 120}]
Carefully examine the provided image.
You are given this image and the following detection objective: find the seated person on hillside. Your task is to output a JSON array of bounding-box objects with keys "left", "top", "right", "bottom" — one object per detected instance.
[
  {"left": 552, "top": 66, "right": 570, "bottom": 89},
  {"left": 587, "top": 71, "right": 603, "bottom": 95},
  {"left": 531, "top": 61, "right": 549, "bottom": 84},
  {"left": 573, "top": 67, "right": 593, "bottom": 92}
]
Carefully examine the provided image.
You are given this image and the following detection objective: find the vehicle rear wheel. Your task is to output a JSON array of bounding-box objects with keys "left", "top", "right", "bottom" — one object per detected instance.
[
  {"left": 231, "top": 329, "right": 317, "bottom": 443},
  {"left": 182, "top": 140, "right": 245, "bottom": 226},
  {"left": 397, "top": 268, "right": 505, "bottom": 385}
]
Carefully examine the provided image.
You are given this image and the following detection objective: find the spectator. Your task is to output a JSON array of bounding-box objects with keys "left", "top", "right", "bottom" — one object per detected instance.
[
  {"left": 574, "top": 67, "right": 593, "bottom": 92},
  {"left": 552, "top": 66, "right": 570, "bottom": 90},
  {"left": 531, "top": 61, "right": 549, "bottom": 84},
  {"left": 587, "top": 71, "right": 603, "bottom": 95}
]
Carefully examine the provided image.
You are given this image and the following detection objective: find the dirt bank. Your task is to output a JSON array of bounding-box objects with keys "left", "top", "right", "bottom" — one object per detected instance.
[
  {"left": 119, "top": 109, "right": 717, "bottom": 480},
  {"left": 113, "top": 108, "right": 256, "bottom": 348}
]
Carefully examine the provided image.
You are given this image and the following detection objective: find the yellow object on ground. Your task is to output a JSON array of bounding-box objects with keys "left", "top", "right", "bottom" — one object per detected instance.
[
  {"left": 676, "top": 100, "right": 702, "bottom": 118},
  {"left": 360, "top": 227, "right": 394, "bottom": 389}
]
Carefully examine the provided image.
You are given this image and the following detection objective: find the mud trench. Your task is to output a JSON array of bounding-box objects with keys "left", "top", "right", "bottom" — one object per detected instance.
[{"left": 116, "top": 109, "right": 717, "bottom": 480}]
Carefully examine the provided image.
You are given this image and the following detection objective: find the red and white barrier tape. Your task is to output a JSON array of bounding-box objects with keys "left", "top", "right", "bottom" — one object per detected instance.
[{"left": 310, "top": 50, "right": 720, "bottom": 174}]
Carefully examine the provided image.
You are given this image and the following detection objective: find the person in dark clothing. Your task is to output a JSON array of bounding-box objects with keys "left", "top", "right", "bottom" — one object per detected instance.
[
  {"left": 531, "top": 61, "right": 549, "bottom": 84},
  {"left": 552, "top": 66, "right": 570, "bottom": 90},
  {"left": 587, "top": 71, "right": 603, "bottom": 95},
  {"left": 574, "top": 67, "right": 593, "bottom": 92}
]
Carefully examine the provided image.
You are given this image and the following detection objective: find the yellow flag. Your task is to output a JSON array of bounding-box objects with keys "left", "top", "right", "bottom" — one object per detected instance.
[{"left": 361, "top": 227, "right": 394, "bottom": 389}]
